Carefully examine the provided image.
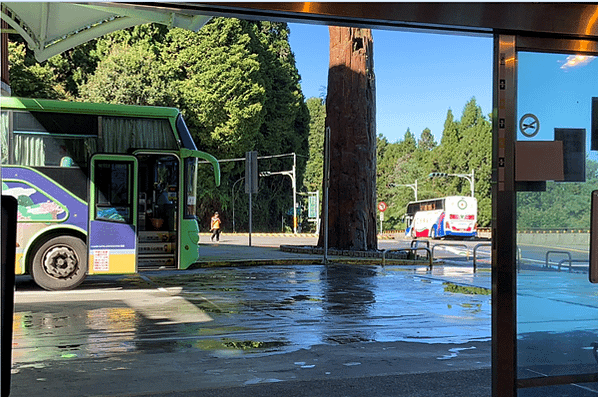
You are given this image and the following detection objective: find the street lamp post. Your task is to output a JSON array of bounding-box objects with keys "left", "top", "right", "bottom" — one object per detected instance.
[
  {"left": 428, "top": 170, "right": 475, "bottom": 197},
  {"left": 259, "top": 159, "right": 298, "bottom": 234},
  {"left": 389, "top": 180, "right": 418, "bottom": 201}
]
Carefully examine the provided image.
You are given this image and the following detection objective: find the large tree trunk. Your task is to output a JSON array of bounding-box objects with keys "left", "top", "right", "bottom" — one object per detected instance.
[{"left": 318, "top": 26, "right": 377, "bottom": 251}]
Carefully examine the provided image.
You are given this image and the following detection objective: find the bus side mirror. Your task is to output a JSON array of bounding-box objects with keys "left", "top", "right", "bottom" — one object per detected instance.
[{"left": 591, "top": 190, "right": 598, "bottom": 283}]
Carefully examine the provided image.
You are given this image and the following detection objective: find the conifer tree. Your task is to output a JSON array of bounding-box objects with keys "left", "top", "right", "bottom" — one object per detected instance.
[
  {"left": 303, "top": 97, "right": 326, "bottom": 193},
  {"left": 418, "top": 128, "right": 436, "bottom": 152}
]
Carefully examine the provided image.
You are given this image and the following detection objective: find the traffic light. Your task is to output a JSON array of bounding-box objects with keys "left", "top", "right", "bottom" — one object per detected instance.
[{"left": 428, "top": 172, "right": 448, "bottom": 178}]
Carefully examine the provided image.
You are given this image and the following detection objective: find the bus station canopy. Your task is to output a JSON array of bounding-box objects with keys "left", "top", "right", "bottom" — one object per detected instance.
[
  {"left": 0, "top": 2, "right": 212, "bottom": 62},
  {"left": 2, "top": 2, "right": 596, "bottom": 64}
]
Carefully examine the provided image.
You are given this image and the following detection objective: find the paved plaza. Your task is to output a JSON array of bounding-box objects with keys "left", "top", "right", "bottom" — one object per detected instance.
[{"left": 7, "top": 234, "right": 598, "bottom": 396}]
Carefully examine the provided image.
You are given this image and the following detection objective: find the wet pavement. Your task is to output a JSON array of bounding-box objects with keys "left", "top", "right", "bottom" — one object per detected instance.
[{"left": 7, "top": 234, "right": 598, "bottom": 396}]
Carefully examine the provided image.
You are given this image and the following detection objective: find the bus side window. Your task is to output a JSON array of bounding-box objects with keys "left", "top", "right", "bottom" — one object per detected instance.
[{"left": 1, "top": 110, "right": 9, "bottom": 164}]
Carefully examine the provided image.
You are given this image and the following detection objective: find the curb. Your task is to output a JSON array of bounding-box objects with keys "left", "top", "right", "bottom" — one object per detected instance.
[
  {"left": 279, "top": 245, "right": 429, "bottom": 265},
  {"left": 190, "top": 257, "right": 426, "bottom": 268},
  {"left": 198, "top": 232, "right": 396, "bottom": 239},
  {"left": 189, "top": 258, "right": 322, "bottom": 268},
  {"left": 199, "top": 233, "right": 317, "bottom": 238}
]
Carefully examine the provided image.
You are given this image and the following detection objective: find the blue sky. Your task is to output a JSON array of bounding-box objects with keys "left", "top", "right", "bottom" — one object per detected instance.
[
  {"left": 288, "top": 23, "right": 494, "bottom": 144},
  {"left": 288, "top": 23, "right": 597, "bottom": 161},
  {"left": 518, "top": 52, "right": 597, "bottom": 141},
  {"left": 518, "top": 51, "right": 597, "bottom": 161}
]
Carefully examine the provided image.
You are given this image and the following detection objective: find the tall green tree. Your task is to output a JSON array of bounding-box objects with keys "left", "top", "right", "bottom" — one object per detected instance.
[
  {"left": 418, "top": 128, "right": 436, "bottom": 152},
  {"left": 456, "top": 98, "right": 492, "bottom": 225},
  {"left": 8, "top": 39, "right": 69, "bottom": 99},
  {"left": 434, "top": 108, "right": 460, "bottom": 177},
  {"left": 165, "top": 19, "right": 267, "bottom": 158},
  {"left": 80, "top": 41, "right": 175, "bottom": 106},
  {"left": 376, "top": 135, "right": 403, "bottom": 227},
  {"left": 426, "top": 98, "right": 492, "bottom": 225},
  {"left": 381, "top": 97, "right": 492, "bottom": 230},
  {"left": 303, "top": 97, "right": 326, "bottom": 193}
]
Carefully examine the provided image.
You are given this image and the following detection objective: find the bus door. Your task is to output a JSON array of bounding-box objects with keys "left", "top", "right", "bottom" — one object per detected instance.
[
  {"left": 135, "top": 153, "right": 180, "bottom": 270},
  {"left": 89, "top": 154, "right": 138, "bottom": 274}
]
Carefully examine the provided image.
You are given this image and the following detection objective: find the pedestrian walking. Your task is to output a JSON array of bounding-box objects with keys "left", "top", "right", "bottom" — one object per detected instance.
[{"left": 210, "top": 212, "right": 221, "bottom": 242}]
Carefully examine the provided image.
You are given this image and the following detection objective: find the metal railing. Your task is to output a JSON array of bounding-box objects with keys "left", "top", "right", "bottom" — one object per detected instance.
[
  {"left": 431, "top": 243, "right": 469, "bottom": 261},
  {"left": 545, "top": 250, "right": 572, "bottom": 269},
  {"left": 411, "top": 239, "right": 430, "bottom": 249},
  {"left": 557, "top": 258, "right": 589, "bottom": 272},
  {"left": 400, "top": 241, "right": 588, "bottom": 275},
  {"left": 473, "top": 243, "right": 491, "bottom": 273},
  {"left": 382, "top": 247, "right": 432, "bottom": 270}
]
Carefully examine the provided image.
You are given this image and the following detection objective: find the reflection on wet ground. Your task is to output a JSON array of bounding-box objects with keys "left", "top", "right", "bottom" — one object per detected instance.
[{"left": 12, "top": 264, "right": 491, "bottom": 367}]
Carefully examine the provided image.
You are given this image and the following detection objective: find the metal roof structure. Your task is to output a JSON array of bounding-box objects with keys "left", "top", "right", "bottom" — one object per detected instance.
[
  {"left": 0, "top": 2, "right": 211, "bottom": 62},
  {"left": 2, "top": 2, "right": 596, "bottom": 64}
]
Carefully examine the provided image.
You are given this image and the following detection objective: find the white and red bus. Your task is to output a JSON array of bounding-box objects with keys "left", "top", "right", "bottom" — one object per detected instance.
[{"left": 404, "top": 196, "right": 477, "bottom": 239}]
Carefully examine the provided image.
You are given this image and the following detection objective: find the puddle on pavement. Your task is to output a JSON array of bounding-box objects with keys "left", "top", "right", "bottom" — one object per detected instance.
[{"left": 13, "top": 264, "right": 491, "bottom": 366}]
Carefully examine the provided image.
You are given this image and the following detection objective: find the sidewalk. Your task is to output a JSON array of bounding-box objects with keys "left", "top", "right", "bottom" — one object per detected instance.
[
  {"left": 194, "top": 233, "right": 488, "bottom": 290},
  {"left": 196, "top": 232, "right": 431, "bottom": 264},
  {"left": 196, "top": 233, "right": 321, "bottom": 264}
]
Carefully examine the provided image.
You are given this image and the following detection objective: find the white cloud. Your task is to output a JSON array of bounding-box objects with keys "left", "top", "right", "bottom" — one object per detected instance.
[{"left": 560, "top": 55, "right": 595, "bottom": 70}]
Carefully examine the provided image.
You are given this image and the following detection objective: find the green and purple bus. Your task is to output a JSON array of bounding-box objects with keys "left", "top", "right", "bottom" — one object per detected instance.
[{"left": 1, "top": 97, "right": 220, "bottom": 290}]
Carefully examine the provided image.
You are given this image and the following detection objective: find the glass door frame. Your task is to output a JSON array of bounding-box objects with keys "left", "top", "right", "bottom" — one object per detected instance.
[
  {"left": 492, "top": 34, "right": 598, "bottom": 396},
  {"left": 88, "top": 153, "right": 139, "bottom": 275}
]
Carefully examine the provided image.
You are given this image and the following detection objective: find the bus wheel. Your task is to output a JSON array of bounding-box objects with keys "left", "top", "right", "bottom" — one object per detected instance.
[
  {"left": 430, "top": 228, "right": 437, "bottom": 239},
  {"left": 31, "top": 236, "right": 87, "bottom": 291}
]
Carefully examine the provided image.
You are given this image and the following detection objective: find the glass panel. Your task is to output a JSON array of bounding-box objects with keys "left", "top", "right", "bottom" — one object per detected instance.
[
  {"left": 184, "top": 157, "right": 198, "bottom": 219},
  {"left": 156, "top": 156, "right": 178, "bottom": 230},
  {"left": 14, "top": 111, "right": 98, "bottom": 136},
  {"left": 102, "top": 117, "right": 178, "bottom": 153},
  {"left": 516, "top": 51, "right": 598, "bottom": 385},
  {"left": 1, "top": 110, "right": 9, "bottom": 164},
  {"left": 13, "top": 134, "right": 97, "bottom": 167},
  {"left": 95, "top": 161, "right": 133, "bottom": 223},
  {"left": 9, "top": 111, "right": 99, "bottom": 167}
]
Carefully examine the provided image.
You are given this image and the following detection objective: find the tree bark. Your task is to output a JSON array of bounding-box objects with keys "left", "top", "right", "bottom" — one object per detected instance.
[{"left": 318, "top": 26, "right": 377, "bottom": 251}]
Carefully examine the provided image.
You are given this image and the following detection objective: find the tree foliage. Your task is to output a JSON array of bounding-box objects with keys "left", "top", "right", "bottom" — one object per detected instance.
[
  {"left": 11, "top": 24, "right": 593, "bottom": 234},
  {"left": 517, "top": 160, "right": 598, "bottom": 230},
  {"left": 7, "top": 40, "right": 69, "bottom": 99},
  {"left": 303, "top": 97, "right": 326, "bottom": 193},
  {"left": 8, "top": 18, "right": 308, "bottom": 232},
  {"left": 373, "top": 97, "right": 492, "bottom": 230}
]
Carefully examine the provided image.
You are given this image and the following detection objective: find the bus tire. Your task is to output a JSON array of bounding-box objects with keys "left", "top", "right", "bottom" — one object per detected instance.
[
  {"left": 430, "top": 228, "right": 437, "bottom": 239},
  {"left": 31, "top": 236, "right": 87, "bottom": 291}
]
